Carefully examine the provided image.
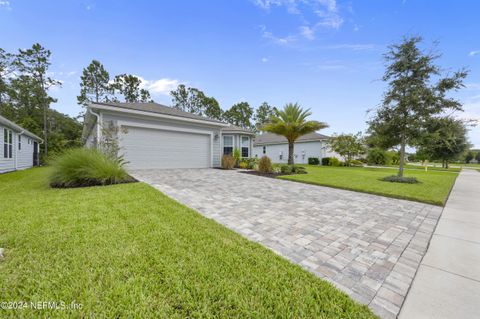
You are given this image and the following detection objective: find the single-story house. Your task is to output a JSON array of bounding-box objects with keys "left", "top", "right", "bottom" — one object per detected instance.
[
  {"left": 0, "top": 115, "right": 42, "bottom": 174},
  {"left": 82, "top": 102, "right": 255, "bottom": 169},
  {"left": 252, "top": 132, "right": 338, "bottom": 164}
]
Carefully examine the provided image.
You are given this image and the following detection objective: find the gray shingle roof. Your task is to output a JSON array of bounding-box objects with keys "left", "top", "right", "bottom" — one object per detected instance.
[
  {"left": 254, "top": 132, "right": 330, "bottom": 146},
  {"left": 91, "top": 102, "right": 226, "bottom": 124},
  {"left": 221, "top": 125, "right": 256, "bottom": 135}
]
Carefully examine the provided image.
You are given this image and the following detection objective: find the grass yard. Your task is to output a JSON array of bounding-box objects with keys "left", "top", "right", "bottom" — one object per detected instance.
[
  {"left": 0, "top": 168, "right": 376, "bottom": 319},
  {"left": 280, "top": 166, "right": 458, "bottom": 206},
  {"left": 382, "top": 164, "right": 461, "bottom": 172}
]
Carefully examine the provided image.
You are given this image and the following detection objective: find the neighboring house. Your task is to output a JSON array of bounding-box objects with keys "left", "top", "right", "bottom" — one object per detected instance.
[
  {"left": 82, "top": 102, "right": 255, "bottom": 169},
  {"left": 252, "top": 132, "right": 338, "bottom": 164},
  {"left": 0, "top": 115, "right": 42, "bottom": 174}
]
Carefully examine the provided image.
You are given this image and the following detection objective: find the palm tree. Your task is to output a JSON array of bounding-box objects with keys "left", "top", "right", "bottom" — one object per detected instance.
[{"left": 261, "top": 103, "right": 328, "bottom": 165}]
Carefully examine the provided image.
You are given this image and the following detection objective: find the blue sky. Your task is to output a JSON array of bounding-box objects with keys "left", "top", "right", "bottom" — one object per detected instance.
[{"left": 1, "top": 0, "right": 479, "bottom": 147}]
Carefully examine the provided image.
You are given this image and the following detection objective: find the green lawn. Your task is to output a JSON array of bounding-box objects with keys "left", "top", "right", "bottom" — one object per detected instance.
[
  {"left": 381, "top": 164, "right": 461, "bottom": 172},
  {"left": 280, "top": 166, "right": 458, "bottom": 206},
  {"left": 0, "top": 168, "right": 375, "bottom": 319}
]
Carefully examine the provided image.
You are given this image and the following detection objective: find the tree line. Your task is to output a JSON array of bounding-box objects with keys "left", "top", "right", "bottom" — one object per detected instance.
[
  {"left": 78, "top": 59, "right": 279, "bottom": 131},
  {"left": 0, "top": 44, "right": 81, "bottom": 158}
]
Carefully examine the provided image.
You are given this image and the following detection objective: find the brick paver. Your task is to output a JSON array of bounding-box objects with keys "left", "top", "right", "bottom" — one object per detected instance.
[{"left": 131, "top": 169, "right": 442, "bottom": 319}]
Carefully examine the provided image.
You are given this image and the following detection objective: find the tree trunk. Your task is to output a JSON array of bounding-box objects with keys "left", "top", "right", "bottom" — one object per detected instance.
[
  {"left": 43, "top": 101, "right": 48, "bottom": 156},
  {"left": 398, "top": 136, "right": 406, "bottom": 177},
  {"left": 445, "top": 160, "right": 449, "bottom": 169},
  {"left": 288, "top": 141, "right": 294, "bottom": 165},
  {"left": 41, "top": 77, "right": 48, "bottom": 157}
]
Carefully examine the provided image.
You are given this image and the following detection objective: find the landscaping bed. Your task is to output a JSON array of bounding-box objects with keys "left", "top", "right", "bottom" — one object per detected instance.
[
  {"left": 0, "top": 168, "right": 376, "bottom": 318},
  {"left": 240, "top": 170, "right": 290, "bottom": 178}
]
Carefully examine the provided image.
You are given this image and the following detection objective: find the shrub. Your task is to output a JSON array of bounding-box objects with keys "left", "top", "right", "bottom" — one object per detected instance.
[
  {"left": 280, "top": 165, "right": 307, "bottom": 174},
  {"left": 258, "top": 156, "right": 273, "bottom": 173},
  {"left": 321, "top": 157, "right": 330, "bottom": 166},
  {"left": 233, "top": 148, "right": 241, "bottom": 166},
  {"left": 366, "top": 148, "right": 388, "bottom": 165},
  {"left": 380, "top": 175, "right": 419, "bottom": 184},
  {"left": 387, "top": 151, "right": 400, "bottom": 165},
  {"left": 242, "top": 157, "right": 258, "bottom": 169},
  {"left": 292, "top": 166, "right": 307, "bottom": 174},
  {"left": 239, "top": 161, "right": 249, "bottom": 169},
  {"left": 350, "top": 159, "right": 363, "bottom": 167},
  {"left": 328, "top": 157, "right": 341, "bottom": 167},
  {"left": 221, "top": 154, "right": 235, "bottom": 169},
  {"left": 280, "top": 165, "right": 293, "bottom": 174},
  {"left": 308, "top": 157, "right": 320, "bottom": 165},
  {"left": 49, "top": 148, "right": 131, "bottom": 188}
]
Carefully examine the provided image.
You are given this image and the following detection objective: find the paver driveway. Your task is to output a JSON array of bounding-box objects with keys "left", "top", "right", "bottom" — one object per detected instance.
[{"left": 131, "top": 168, "right": 443, "bottom": 319}]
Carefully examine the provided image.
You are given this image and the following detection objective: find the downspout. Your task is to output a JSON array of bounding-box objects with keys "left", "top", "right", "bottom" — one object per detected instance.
[{"left": 88, "top": 108, "right": 102, "bottom": 147}]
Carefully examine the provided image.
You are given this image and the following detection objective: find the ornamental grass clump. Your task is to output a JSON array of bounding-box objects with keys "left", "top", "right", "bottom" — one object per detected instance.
[
  {"left": 49, "top": 148, "right": 132, "bottom": 188},
  {"left": 258, "top": 156, "right": 273, "bottom": 173},
  {"left": 221, "top": 154, "right": 235, "bottom": 169}
]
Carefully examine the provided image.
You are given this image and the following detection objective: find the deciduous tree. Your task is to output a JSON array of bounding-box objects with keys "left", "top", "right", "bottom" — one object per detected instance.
[
  {"left": 417, "top": 117, "right": 470, "bottom": 168},
  {"left": 170, "top": 84, "right": 223, "bottom": 120},
  {"left": 368, "top": 36, "right": 468, "bottom": 177},
  {"left": 223, "top": 102, "right": 254, "bottom": 129},
  {"left": 328, "top": 133, "right": 365, "bottom": 166},
  {"left": 254, "top": 102, "right": 277, "bottom": 132}
]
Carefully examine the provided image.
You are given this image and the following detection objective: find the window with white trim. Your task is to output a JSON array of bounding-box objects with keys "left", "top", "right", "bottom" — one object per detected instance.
[
  {"left": 241, "top": 136, "right": 250, "bottom": 158},
  {"left": 223, "top": 135, "right": 233, "bottom": 155},
  {"left": 18, "top": 135, "right": 22, "bottom": 150},
  {"left": 262, "top": 146, "right": 266, "bottom": 154},
  {"left": 3, "top": 128, "right": 12, "bottom": 158}
]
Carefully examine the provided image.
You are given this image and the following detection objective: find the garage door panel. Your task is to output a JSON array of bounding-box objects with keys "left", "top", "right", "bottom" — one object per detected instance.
[{"left": 120, "top": 126, "right": 211, "bottom": 169}]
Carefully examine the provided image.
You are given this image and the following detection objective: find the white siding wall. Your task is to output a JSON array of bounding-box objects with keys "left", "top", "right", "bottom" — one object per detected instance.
[
  {"left": 17, "top": 134, "right": 35, "bottom": 170},
  {"left": 85, "top": 121, "right": 98, "bottom": 148},
  {"left": 252, "top": 140, "right": 338, "bottom": 164},
  {"left": 101, "top": 112, "right": 223, "bottom": 167},
  {"left": 0, "top": 125, "right": 15, "bottom": 173}
]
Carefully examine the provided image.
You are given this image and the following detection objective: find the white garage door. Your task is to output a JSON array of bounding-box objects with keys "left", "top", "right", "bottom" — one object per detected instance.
[{"left": 120, "top": 126, "right": 211, "bottom": 169}]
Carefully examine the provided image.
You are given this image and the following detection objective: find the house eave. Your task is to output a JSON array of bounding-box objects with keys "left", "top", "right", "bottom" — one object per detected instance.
[
  {"left": 89, "top": 103, "right": 230, "bottom": 128},
  {"left": 253, "top": 138, "right": 329, "bottom": 146}
]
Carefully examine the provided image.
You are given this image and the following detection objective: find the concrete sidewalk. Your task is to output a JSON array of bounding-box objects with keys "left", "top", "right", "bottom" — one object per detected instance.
[{"left": 399, "top": 169, "right": 480, "bottom": 318}]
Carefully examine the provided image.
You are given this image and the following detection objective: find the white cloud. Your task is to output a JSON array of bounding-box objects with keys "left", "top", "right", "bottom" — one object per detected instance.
[
  {"left": 261, "top": 25, "right": 297, "bottom": 45},
  {"left": 459, "top": 95, "right": 480, "bottom": 147},
  {"left": 145, "top": 78, "right": 180, "bottom": 95},
  {"left": 325, "top": 43, "right": 376, "bottom": 51},
  {"left": 465, "top": 83, "right": 480, "bottom": 90},
  {"left": 469, "top": 50, "right": 480, "bottom": 57},
  {"left": 0, "top": 0, "right": 11, "bottom": 9},
  {"left": 135, "top": 76, "right": 180, "bottom": 95},
  {"left": 253, "top": 0, "right": 345, "bottom": 45},
  {"left": 299, "top": 25, "right": 315, "bottom": 40},
  {"left": 261, "top": 57, "right": 269, "bottom": 62},
  {"left": 110, "top": 75, "right": 181, "bottom": 96}
]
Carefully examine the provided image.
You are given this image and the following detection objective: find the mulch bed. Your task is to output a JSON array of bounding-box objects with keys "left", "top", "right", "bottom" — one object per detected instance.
[
  {"left": 240, "top": 170, "right": 291, "bottom": 178},
  {"left": 49, "top": 175, "right": 138, "bottom": 189}
]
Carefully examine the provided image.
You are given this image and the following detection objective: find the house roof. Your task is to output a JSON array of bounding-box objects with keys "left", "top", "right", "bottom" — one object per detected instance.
[
  {"left": 221, "top": 125, "right": 256, "bottom": 135},
  {"left": 90, "top": 102, "right": 226, "bottom": 125},
  {"left": 0, "top": 115, "right": 43, "bottom": 141},
  {"left": 253, "top": 132, "right": 330, "bottom": 146}
]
